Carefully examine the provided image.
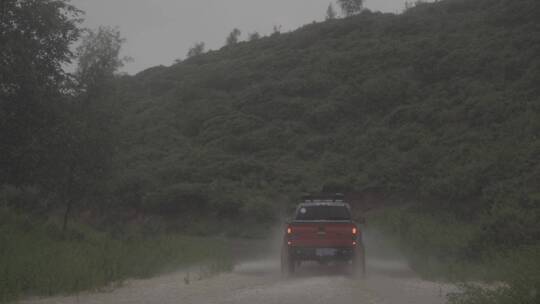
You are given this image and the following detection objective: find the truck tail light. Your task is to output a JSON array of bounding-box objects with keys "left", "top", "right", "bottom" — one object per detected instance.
[
  {"left": 352, "top": 227, "right": 357, "bottom": 235},
  {"left": 287, "top": 227, "right": 292, "bottom": 234}
]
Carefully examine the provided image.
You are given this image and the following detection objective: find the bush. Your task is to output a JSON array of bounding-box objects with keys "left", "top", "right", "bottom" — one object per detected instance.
[
  {"left": 466, "top": 200, "right": 540, "bottom": 259},
  {"left": 448, "top": 246, "right": 540, "bottom": 304},
  {"left": 371, "top": 203, "right": 540, "bottom": 296},
  {"left": 0, "top": 185, "right": 44, "bottom": 212},
  {"left": 370, "top": 206, "right": 490, "bottom": 280},
  {"left": 142, "top": 183, "right": 210, "bottom": 215},
  {"left": 0, "top": 210, "right": 232, "bottom": 303}
]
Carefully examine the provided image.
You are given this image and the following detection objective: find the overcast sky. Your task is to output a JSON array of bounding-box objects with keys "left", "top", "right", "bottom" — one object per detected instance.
[{"left": 71, "top": 0, "right": 415, "bottom": 74}]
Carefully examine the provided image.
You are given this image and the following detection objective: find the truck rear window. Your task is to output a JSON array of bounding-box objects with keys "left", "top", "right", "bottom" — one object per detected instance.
[{"left": 295, "top": 205, "right": 351, "bottom": 221}]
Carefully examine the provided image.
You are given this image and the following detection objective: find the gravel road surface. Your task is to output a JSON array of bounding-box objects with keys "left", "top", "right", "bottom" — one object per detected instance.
[{"left": 21, "top": 256, "right": 455, "bottom": 304}]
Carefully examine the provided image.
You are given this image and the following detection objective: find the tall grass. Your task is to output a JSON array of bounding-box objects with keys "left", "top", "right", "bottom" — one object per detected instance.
[
  {"left": 369, "top": 206, "right": 540, "bottom": 303},
  {"left": 0, "top": 210, "right": 232, "bottom": 303},
  {"left": 368, "top": 206, "right": 483, "bottom": 280},
  {"left": 447, "top": 246, "right": 540, "bottom": 304}
]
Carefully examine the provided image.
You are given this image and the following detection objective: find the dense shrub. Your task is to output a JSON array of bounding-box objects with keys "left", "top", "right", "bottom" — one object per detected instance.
[
  {"left": 110, "top": 0, "right": 540, "bottom": 227},
  {"left": 448, "top": 246, "right": 540, "bottom": 304},
  {"left": 0, "top": 209, "right": 232, "bottom": 303}
]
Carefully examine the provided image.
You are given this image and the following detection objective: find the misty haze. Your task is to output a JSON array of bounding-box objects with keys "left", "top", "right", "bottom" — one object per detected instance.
[{"left": 1, "top": 0, "right": 539, "bottom": 304}]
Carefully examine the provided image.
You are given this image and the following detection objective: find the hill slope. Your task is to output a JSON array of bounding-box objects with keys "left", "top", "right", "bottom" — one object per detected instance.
[{"left": 110, "top": 0, "right": 539, "bottom": 240}]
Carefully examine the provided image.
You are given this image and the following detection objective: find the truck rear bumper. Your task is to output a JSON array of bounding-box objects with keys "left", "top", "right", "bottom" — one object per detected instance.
[{"left": 289, "top": 246, "right": 355, "bottom": 262}]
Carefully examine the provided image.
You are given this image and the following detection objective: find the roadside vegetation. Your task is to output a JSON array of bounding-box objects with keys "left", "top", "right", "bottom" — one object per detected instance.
[
  {"left": 0, "top": 208, "right": 232, "bottom": 303},
  {"left": 369, "top": 205, "right": 540, "bottom": 304}
]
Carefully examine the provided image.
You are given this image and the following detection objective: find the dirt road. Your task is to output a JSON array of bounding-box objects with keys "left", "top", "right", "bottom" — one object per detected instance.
[{"left": 22, "top": 255, "right": 455, "bottom": 304}]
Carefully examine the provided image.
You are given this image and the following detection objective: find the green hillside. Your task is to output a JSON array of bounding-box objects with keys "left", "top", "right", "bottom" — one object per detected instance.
[
  {"left": 110, "top": 3, "right": 540, "bottom": 297},
  {"left": 113, "top": 0, "right": 539, "bottom": 231}
]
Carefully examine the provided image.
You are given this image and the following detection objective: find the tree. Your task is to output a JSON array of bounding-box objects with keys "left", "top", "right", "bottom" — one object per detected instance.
[
  {"left": 226, "top": 28, "right": 242, "bottom": 46},
  {"left": 56, "top": 26, "right": 128, "bottom": 230},
  {"left": 337, "top": 0, "right": 364, "bottom": 17},
  {"left": 272, "top": 25, "right": 282, "bottom": 36},
  {"left": 187, "top": 42, "right": 205, "bottom": 58},
  {"left": 75, "top": 26, "right": 127, "bottom": 96},
  {"left": 0, "top": 0, "right": 81, "bottom": 187},
  {"left": 248, "top": 32, "right": 261, "bottom": 41},
  {"left": 326, "top": 3, "right": 337, "bottom": 20},
  {"left": 404, "top": 1, "right": 427, "bottom": 11}
]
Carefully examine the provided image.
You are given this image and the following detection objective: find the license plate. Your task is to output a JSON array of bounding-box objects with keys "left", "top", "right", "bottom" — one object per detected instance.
[{"left": 316, "top": 248, "right": 336, "bottom": 257}]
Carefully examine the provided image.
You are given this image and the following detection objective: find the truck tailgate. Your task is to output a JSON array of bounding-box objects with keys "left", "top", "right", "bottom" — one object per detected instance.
[{"left": 288, "top": 221, "right": 357, "bottom": 248}]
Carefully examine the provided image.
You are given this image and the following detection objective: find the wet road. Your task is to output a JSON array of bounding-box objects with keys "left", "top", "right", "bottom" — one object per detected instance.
[{"left": 21, "top": 257, "right": 455, "bottom": 304}]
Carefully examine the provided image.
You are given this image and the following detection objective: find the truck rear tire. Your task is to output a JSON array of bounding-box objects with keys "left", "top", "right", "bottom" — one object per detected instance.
[
  {"left": 352, "top": 245, "right": 366, "bottom": 278},
  {"left": 281, "top": 246, "right": 295, "bottom": 276},
  {"left": 288, "top": 257, "right": 296, "bottom": 274}
]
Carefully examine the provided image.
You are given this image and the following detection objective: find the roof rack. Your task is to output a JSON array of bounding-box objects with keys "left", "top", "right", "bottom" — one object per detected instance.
[{"left": 302, "top": 193, "right": 345, "bottom": 203}]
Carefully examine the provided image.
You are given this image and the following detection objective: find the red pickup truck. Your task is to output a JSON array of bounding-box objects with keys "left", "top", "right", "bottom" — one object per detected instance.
[{"left": 281, "top": 198, "right": 365, "bottom": 276}]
